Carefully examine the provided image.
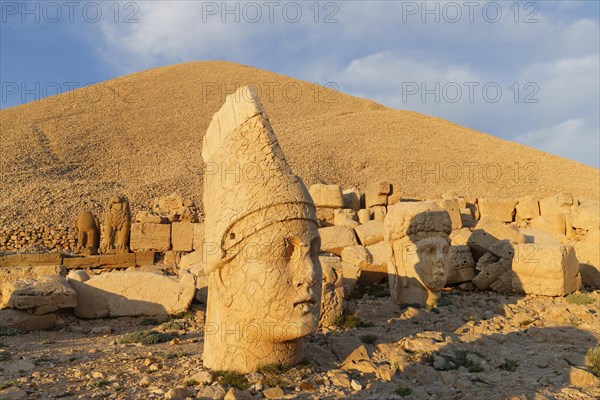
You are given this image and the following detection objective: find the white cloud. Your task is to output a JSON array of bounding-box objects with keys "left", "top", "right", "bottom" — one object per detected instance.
[{"left": 515, "top": 119, "right": 599, "bottom": 167}]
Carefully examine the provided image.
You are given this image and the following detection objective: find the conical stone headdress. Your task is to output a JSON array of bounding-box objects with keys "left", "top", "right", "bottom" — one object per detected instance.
[{"left": 202, "top": 86, "right": 317, "bottom": 274}]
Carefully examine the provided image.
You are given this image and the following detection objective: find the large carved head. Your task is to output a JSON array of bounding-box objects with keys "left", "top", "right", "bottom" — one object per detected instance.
[
  {"left": 202, "top": 86, "right": 322, "bottom": 344},
  {"left": 385, "top": 202, "right": 452, "bottom": 293}
]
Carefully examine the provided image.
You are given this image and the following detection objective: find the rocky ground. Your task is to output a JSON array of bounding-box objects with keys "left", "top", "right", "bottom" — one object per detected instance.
[{"left": 1, "top": 287, "right": 599, "bottom": 400}]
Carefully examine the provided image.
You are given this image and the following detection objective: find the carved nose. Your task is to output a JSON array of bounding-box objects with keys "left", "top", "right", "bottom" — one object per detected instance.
[{"left": 292, "top": 252, "right": 315, "bottom": 289}]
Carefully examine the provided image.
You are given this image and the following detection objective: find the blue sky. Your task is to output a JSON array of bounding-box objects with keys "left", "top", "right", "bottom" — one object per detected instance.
[{"left": 1, "top": 0, "right": 599, "bottom": 167}]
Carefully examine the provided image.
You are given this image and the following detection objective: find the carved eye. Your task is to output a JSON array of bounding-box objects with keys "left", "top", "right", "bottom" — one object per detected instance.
[
  {"left": 229, "top": 232, "right": 236, "bottom": 241},
  {"left": 283, "top": 238, "right": 295, "bottom": 261}
]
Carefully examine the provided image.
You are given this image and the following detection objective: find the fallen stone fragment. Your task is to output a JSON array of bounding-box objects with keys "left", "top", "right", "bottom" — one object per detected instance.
[{"left": 72, "top": 271, "right": 196, "bottom": 318}]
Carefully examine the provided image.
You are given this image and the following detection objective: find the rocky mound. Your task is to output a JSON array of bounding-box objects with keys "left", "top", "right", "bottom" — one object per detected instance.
[{"left": 1, "top": 61, "right": 598, "bottom": 229}]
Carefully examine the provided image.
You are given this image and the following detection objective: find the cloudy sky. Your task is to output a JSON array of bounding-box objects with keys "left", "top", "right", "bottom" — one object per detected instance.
[{"left": 1, "top": 0, "right": 599, "bottom": 167}]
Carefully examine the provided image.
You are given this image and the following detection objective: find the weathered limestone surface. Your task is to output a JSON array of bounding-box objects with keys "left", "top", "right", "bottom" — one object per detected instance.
[
  {"left": 445, "top": 245, "right": 475, "bottom": 285},
  {"left": 319, "top": 226, "right": 358, "bottom": 256},
  {"left": 570, "top": 201, "right": 600, "bottom": 231},
  {"left": 516, "top": 196, "right": 539, "bottom": 220},
  {"left": 130, "top": 223, "right": 171, "bottom": 252},
  {"left": 365, "top": 181, "right": 391, "bottom": 208},
  {"left": 201, "top": 86, "right": 322, "bottom": 373},
  {"left": 0, "top": 265, "right": 65, "bottom": 309},
  {"left": 101, "top": 196, "right": 131, "bottom": 254},
  {"left": 354, "top": 221, "right": 384, "bottom": 246},
  {"left": 333, "top": 209, "right": 359, "bottom": 228},
  {"left": 477, "top": 198, "right": 516, "bottom": 223},
  {"left": 384, "top": 201, "right": 452, "bottom": 306},
  {"left": 364, "top": 242, "right": 391, "bottom": 285},
  {"left": 319, "top": 255, "right": 344, "bottom": 329},
  {"left": 72, "top": 271, "right": 196, "bottom": 318},
  {"left": 340, "top": 261, "right": 361, "bottom": 295},
  {"left": 357, "top": 209, "right": 370, "bottom": 225},
  {"left": 0, "top": 253, "right": 63, "bottom": 268},
  {"left": 4, "top": 276, "right": 76, "bottom": 314},
  {"left": 153, "top": 193, "right": 198, "bottom": 223},
  {"left": 171, "top": 222, "right": 194, "bottom": 252},
  {"left": 192, "top": 223, "right": 205, "bottom": 251},
  {"left": 316, "top": 207, "right": 335, "bottom": 227},
  {"left": 438, "top": 199, "right": 462, "bottom": 230},
  {"left": 309, "top": 184, "right": 344, "bottom": 208},
  {"left": 75, "top": 211, "right": 100, "bottom": 256},
  {"left": 468, "top": 217, "right": 526, "bottom": 258},
  {"left": 62, "top": 251, "right": 155, "bottom": 270},
  {"left": 512, "top": 237, "right": 581, "bottom": 296}
]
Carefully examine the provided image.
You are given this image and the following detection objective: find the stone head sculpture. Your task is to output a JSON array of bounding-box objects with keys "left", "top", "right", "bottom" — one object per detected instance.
[
  {"left": 384, "top": 201, "right": 452, "bottom": 307},
  {"left": 201, "top": 86, "right": 322, "bottom": 373}
]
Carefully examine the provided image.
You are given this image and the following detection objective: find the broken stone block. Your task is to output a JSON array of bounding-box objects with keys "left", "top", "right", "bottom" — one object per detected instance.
[
  {"left": 192, "top": 223, "right": 204, "bottom": 251},
  {"left": 450, "top": 228, "right": 472, "bottom": 246},
  {"left": 477, "top": 198, "right": 516, "bottom": 223},
  {"left": 354, "top": 220, "right": 384, "bottom": 246},
  {"left": 370, "top": 205, "right": 387, "bottom": 222},
  {"left": 135, "top": 211, "right": 165, "bottom": 224},
  {"left": 153, "top": 193, "right": 198, "bottom": 223},
  {"left": 130, "top": 223, "right": 171, "bottom": 252},
  {"left": 342, "top": 187, "right": 361, "bottom": 211},
  {"left": 516, "top": 196, "right": 540, "bottom": 220},
  {"left": 341, "top": 245, "right": 372, "bottom": 272},
  {"left": 171, "top": 222, "right": 194, "bottom": 252},
  {"left": 316, "top": 207, "right": 336, "bottom": 227},
  {"left": 309, "top": 184, "right": 344, "bottom": 208},
  {"left": 445, "top": 246, "right": 476, "bottom": 285},
  {"left": 574, "top": 229, "right": 600, "bottom": 288},
  {"left": 0, "top": 309, "right": 56, "bottom": 331},
  {"left": 570, "top": 201, "right": 600, "bottom": 231},
  {"left": 71, "top": 271, "right": 196, "bottom": 318},
  {"left": 438, "top": 198, "right": 462, "bottom": 229},
  {"left": 512, "top": 242, "right": 581, "bottom": 296},
  {"left": 357, "top": 209, "right": 371, "bottom": 224},
  {"left": 67, "top": 270, "right": 90, "bottom": 283},
  {"left": 364, "top": 241, "right": 390, "bottom": 285},
  {"left": 387, "top": 184, "right": 402, "bottom": 206},
  {"left": 472, "top": 254, "right": 512, "bottom": 292},
  {"left": 0, "top": 265, "right": 66, "bottom": 309},
  {"left": 334, "top": 209, "right": 359, "bottom": 228},
  {"left": 468, "top": 216, "right": 526, "bottom": 257},
  {"left": 365, "top": 181, "right": 391, "bottom": 208},
  {"left": 340, "top": 261, "right": 361, "bottom": 295},
  {"left": 340, "top": 345, "right": 378, "bottom": 374},
  {"left": 530, "top": 214, "right": 566, "bottom": 237},
  {"left": 318, "top": 226, "right": 358, "bottom": 256},
  {"left": 5, "top": 275, "right": 76, "bottom": 314}
]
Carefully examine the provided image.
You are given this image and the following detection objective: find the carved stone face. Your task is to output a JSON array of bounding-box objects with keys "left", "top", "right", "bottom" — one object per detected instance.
[
  {"left": 392, "top": 236, "right": 450, "bottom": 291},
  {"left": 414, "top": 236, "right": 451, "bottom": 291},
  {"left": 216, "top": 219, "right": 322, "bottom": 343}
]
